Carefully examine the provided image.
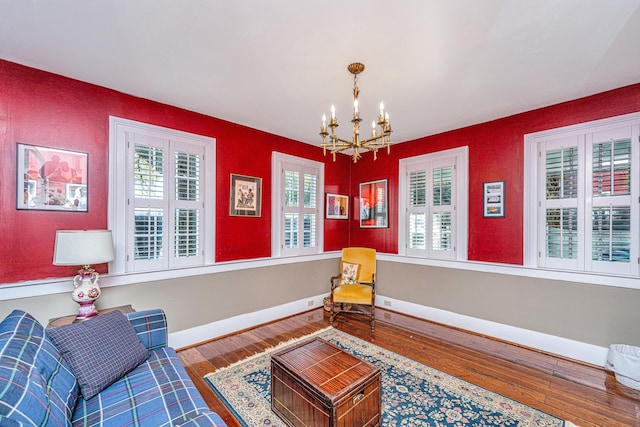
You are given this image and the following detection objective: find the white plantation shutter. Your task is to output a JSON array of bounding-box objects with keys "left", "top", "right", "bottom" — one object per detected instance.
[
  {"left": 539, "top": 139, "right": 582, "bottom": 270},
  {"left": 110, "top": 117, "right": 213, "bottom": 274},
  {"left": 545, "top": 208, "right": 578, "bottom": 261},
  {"left": 130, "top": 138, "right": 205, "bottom": 270},
  {"left": 587, "top": 134, "right": 633, "bottom": 274},
  {"left": 281, "top": 164, "right": 319, "bottom": 254},
  {"left": 283, "top": 170, "right": 300, "bottom": 249},
  {"left": 535, "top": 120, "right": 638, "bottom": 276},
  {"left": 303, "top": 173, "right": 318, "bottom": 248},
  {"left": 284, "top": 212, "right": 298, "bottom": 249},
  {"left": 431, "top": 166, "right": 453, "bottom": 254},
  {"left": 284, "top": 170, "right": 299, "bottom": 208},
  {"left": 133, "top": 143, "right": 164, "bottom": 264},
  {"left": 134, "top": 207, "right": 164, "bottom": 262},
  {"left": 172, "top": 145, "right": 203, "bottom": 266},
  {"left": 408, "top": 213, "right": 426, "bottom": 249},
  {"left": 591, "top": 206, "right": 631, "bottom": 263},
  {"left": 134, "top": 145, "right": 164, "bottom": 199},
  {"left": 175, "top": 209, "right": 199, "bottom": 257},
  {"left": 272, "top": 153, "right": 323, "bottom": 257},
  {"left": 402, "top": 149, "right": 465, "bottom": 260},
  {"left": 408, "top": 170, "right": 427, "bottom": 250},
  {"left": 132, "top": 135, "right": 167, "bottom": 271}
]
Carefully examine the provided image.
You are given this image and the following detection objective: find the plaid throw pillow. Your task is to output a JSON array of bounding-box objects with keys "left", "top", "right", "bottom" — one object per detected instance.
[{"left": 46, "top": 310, "right": 149, "bottom": 400}]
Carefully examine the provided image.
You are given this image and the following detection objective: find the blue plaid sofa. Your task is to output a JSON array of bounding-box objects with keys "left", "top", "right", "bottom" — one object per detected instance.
[{"left": 0, "top": 308, "right": 227, "bottom": 426}]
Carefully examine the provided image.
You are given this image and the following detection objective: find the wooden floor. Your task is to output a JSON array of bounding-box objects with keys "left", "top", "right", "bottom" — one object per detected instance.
[{"left": 177, "top": 307, "right": 640, "bottom": 427}]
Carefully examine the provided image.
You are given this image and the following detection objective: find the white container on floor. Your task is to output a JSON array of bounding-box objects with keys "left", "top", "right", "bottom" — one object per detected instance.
[{"left": 606, "top": 344, "right": 640, "bottom": 390}]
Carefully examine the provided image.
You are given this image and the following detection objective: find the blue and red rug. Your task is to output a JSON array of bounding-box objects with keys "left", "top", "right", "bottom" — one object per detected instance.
[{"left": 205, "top": 327, "right": 577, "bottom": 426}]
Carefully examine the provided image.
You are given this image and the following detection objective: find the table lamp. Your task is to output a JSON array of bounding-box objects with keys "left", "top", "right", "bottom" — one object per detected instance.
[{"left": 53, "top": 230, "right": 115, "bottom": 321}]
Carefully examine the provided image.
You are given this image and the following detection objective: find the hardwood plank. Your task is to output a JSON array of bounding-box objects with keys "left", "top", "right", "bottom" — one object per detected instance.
[{"left": 178, "top": 308, "right": 640, "bottom": 427}]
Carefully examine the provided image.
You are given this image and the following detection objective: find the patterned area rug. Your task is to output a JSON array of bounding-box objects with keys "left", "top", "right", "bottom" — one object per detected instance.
[{"left": 205, "top": 327, "right": 577, "bottom": 426}]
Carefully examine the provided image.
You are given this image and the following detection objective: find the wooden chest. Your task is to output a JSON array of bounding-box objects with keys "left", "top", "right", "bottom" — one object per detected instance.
[{"left": 271, "top": 337, "right": 381, "bottom": 427}]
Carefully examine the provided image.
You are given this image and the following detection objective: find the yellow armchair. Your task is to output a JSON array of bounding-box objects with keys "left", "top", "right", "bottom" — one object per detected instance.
[{"left": 330, "top": 247, "right": 376, "bottom": 332}]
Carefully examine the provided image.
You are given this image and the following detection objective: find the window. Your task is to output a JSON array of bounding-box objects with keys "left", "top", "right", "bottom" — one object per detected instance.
[
  {"left": 272, "top": 152, "right": 324, "bottom": 257},
  {"left": 524, "top": 112, "right": 639, "bottom": 277},
  {"left": 109, "top": 117, "right": 215, "bottom": 274},
  {"left": 398, "top": 147, "right": 468, "bottom": 260}
]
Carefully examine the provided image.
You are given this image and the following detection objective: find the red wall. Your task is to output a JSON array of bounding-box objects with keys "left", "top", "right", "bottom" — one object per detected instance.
[
  {"left": 0, "top": 60, "right": 351, "bottom": 283},
  {"left": 1, "top": 59, "right": 639, "bottom": 283},
  {"left": 214, "top": 128, "right": 352, "bottom": 261},
  {"left": 350, "top": 83, "right": 640, "bottom": 263}
]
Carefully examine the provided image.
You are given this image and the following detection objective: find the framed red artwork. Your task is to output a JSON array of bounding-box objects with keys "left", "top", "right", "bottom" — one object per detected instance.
[{"left": 359, "top": 179, "right": 388, "bottom": 228}]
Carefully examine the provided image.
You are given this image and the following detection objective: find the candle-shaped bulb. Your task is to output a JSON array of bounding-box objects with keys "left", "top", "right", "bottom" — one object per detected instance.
[
  {"left": 371, "top": 120, "right": 376, "bottom": 137},
  {"left": 385, "top": 112, "right": 389, "bottom": 123},
  {"left": 322, "top": 114, "right": 326, "bottom": 126},
  {"left": 379, "top": 102, "right": 384, "bottom": 116},
  {"left": 331, "top": 104, "right": 335, "bottom": 119}
]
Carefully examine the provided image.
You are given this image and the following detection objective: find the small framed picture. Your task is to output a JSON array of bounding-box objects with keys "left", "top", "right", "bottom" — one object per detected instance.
[
  {"left": 483, "top": 180, "right": 505, "bottom": 218},
  {"left": 359, "top": 179, "right": 388, "bottom": 228},
  {"left": 17, "top": 143, "right": 88, "bottom": 212},
  {"left": 230, "top": 174, "right": 262, "bottom": 217},
  {"left": 326, "top": 193, "right": 349, "bottom": 219}
]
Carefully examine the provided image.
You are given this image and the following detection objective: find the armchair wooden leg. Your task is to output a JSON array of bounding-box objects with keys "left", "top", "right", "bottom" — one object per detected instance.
[
  {"left": 330, "top": 295, "right": 335, "bottom": 326},
  {"left": 371, "top": 304, "right": 375, "bottom": 333}
]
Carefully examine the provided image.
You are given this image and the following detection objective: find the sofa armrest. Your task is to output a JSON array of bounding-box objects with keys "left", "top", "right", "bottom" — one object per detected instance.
[
  {"left": 125, "top": 309, "right": 168, "bottom": 351},
  {"left": 175, "top": 412, "right": 227, "bottom": 427}
]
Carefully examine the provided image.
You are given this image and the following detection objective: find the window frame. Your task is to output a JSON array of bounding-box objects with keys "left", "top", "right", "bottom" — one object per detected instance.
[
  {"left": 271, "top": 152, "right": 324, "bottom": 257},
  {"left": 398, "top": 147, "right": 468, "bottom": 260},
  {"left": 109, "top": 116, "right": 215, "bottom": 275},
  {"left": 524, "top": 112, "right": 640, "bottom": 277}
]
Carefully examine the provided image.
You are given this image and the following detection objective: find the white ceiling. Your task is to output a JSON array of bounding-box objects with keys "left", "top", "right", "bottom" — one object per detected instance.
[{"left": 1, "top": 1, "right": 640, "bottom": 146}]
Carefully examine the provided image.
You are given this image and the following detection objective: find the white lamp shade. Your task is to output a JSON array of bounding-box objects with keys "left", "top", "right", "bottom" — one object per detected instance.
[{"left": 53, "top": 230, "right": 115, "bottom": 266}]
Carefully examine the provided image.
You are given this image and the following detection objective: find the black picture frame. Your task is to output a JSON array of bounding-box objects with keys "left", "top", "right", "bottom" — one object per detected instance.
[
  {"left": 359, "top": 179, "right": 388, "bottom": 228},
  {"left": 483, "top": 180, "right": 505, "bottom": 218}
]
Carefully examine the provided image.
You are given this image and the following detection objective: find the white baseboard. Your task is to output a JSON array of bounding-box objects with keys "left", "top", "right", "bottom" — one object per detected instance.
[
  {"left": 169, "top": 293, "right": 608, "bottom": 367},
  {"left": 169, "top": 294, "right": 329, "bottom": 350},
  {"left": 375, "top": 295, "right": 608, "bottom": 367}
]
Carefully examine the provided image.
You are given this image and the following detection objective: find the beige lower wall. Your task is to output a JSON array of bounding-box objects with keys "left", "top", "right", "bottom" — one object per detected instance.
[
  {"left": 0, "top": 259, "right": 336, "bottom": 333},
  {"left": 1, "top": 258, "right": 638, "bottom": 349},
  {"left": 376, "top": 260, "right": 640, "bottom": 347}
]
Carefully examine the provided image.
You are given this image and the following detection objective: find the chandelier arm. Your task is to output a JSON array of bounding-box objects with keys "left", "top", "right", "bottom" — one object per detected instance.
[
  {"left": 331, "top": 136, "right": 355, "bottom": 145},
  {"left": 326, "top": 146, "right": 352, "bottom": 155},
  {"left": 323, "top": 141, "right": 351, "bottom": 149},
  {"left": 320, "top": 62, "right": 393, "bottom": 162},
  {"left": 360, "top": 134, "right": 392, "bottom": 146}
]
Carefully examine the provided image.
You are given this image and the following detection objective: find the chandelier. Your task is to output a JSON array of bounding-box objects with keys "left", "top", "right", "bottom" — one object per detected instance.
[{"left": 320, "top": 63, "right": 392, "bottom": 163}]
